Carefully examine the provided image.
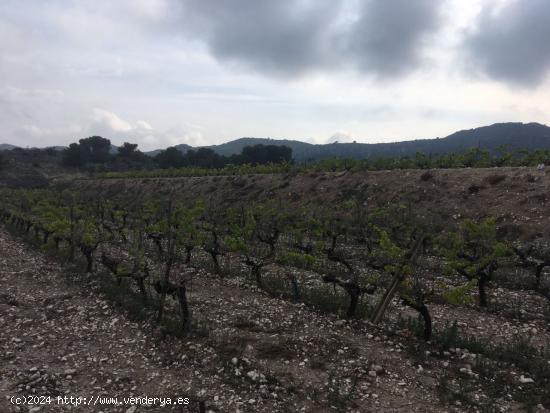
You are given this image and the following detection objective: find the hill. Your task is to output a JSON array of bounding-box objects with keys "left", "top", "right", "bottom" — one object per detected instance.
[
  {"left": 0, "top": 144, "right": 66, "bottom": 152},
  {"left": 145, "top": 122, "right": 550, "bottom": 161},
  {"left": 4, "top": 122, "right": 550, "bottom": 161},
  {"left": 203, "top": 122, "right": 550, "bottom": 161}
]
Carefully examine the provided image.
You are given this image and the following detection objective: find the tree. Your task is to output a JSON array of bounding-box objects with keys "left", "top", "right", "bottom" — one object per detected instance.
[
  {"left": 62, "top": 143, "right": 85, "bottom": 167},
  {"left": 117, "top": 142, "right": 139, "bottom": 158},
  {"left": 185, "top": 148, "right": 224, "bottom": 168},
  {"left": 239, "top": 144, "right": 292, "bottom": 165},
  {"left": 62, "top": 136, "right": 112, "bottom": 167},
  {"left": 461, "top": 148, "right": 491, "bottom": 168},
  {"left": 79, "top": 136, "right": 112, "bottom": 163},
  {"left": 155, "top": 147, "right": 185, "bottom": 168},
  {"left": 414, "top": 152, "right": 432, "bottom": 169},
  {"left": 494, "top": 145, "right": 515, "bottom": 167}
]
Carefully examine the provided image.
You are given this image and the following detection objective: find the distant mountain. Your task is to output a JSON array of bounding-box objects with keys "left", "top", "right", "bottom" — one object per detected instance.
[
  {"left": 436, "top": 122, "right": 550, "bottom": 152},
  {"left": 0, "top": 144, "right": 67, "bottom": 151},
  {"left": 5, "top": 122, "right": 550, "bottom": 161},
  {"left": 0, "top": 144, "right": 18, "bottom": 151},
  {"left": 158, "top": 122, "right": 550, "bottom": 162},
  {"left": 46, "top": 146, "right": 66, "bottom": 151},
  {"left": 109, "top": 144, "right": 119, "bottom": 154},
  {"left": 173, "top": 144, "right": 193, "bottom": 153},
  {"left": 145, "top": 143, "right": 193, "bottom": 157}
]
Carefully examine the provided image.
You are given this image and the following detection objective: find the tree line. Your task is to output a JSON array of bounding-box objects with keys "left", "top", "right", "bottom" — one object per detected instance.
[
  {"left": 60, "top": 136, "right": 292, "bottom": 170},
  {"left": 98, "top": 146, "right": 550, "bottom": 179},
  {"left": 2, "top": 136, "right": 548, "bottom": 178}
]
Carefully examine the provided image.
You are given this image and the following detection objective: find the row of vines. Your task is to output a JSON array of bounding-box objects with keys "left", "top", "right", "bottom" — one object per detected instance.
[
  {"left": 95, "top": 148, "right": 550, "bottom": 179},
  {"left": 1, "top": 187, "right": 549, "bottom": 342}
]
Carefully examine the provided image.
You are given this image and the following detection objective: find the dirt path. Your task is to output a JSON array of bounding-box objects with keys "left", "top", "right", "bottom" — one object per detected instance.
[{"left": 1, "top": 228, "right": 542, "bottom": 412}]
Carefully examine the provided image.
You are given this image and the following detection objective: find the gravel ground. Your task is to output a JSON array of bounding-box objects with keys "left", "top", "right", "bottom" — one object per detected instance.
[{"left": 1, "top": 228, "right": 548, "bottom": 412}]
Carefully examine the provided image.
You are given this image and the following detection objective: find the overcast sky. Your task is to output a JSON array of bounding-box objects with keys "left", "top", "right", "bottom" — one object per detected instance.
[{"left": 1, "top": 0, "right": 550, "bottom": 150}]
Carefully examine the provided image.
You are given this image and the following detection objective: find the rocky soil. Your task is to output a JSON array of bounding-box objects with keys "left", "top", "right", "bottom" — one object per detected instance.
[
  {"left": 67, "top": 166, "right": 550, "bottom": 242},
  {"left": 2, "top": 227, "right": 550, "bottom": 412}
]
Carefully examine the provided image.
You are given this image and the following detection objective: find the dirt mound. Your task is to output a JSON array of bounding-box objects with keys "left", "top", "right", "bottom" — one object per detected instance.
[{"left": 67, "top": 167, "right": 550, "bottom": 241}]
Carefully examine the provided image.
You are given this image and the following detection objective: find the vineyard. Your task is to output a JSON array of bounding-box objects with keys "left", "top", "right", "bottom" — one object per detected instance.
[
  {"left": 1, "top": 167, "right": 550, "bottom": 412},
  {"left": 95, "top": 147, "right": 550, "bottom": 180}
]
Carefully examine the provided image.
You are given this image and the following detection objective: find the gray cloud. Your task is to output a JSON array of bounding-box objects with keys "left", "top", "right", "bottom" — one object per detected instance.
[
  {"left": 346, "top": 0, "right": 443, "bottom": 77},
  {"left": 464, "top": 0, "right": 550, "bottom": 87},
  {"left": 4, "top": 0, "right": 550, "bottom": 150},
  {"left": 179, "top": 0, "right": 340, "bottom": 77},
  {"left": 179, "top": 0, "right": 444, "bottom": 78}
]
